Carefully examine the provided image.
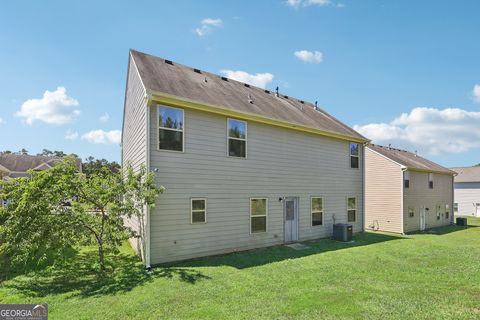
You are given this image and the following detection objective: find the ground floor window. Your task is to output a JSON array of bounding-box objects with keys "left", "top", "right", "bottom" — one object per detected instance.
[
  {"left": 409, "top": 207, "right": 414, "bottom": 218},
  {"left": 311, "top": 197, "right": 323, "bottom": 226},
  {"left": 445, "top": 204, "right": 450, "bottom": 220},
  {"left": 250, "top": 198, "right": 267, "bottom": 233},
  {"left": 347, "top": 197, "right": 356, "bottom": 222},
  {"left": 436, "top": 205, "right": 441, "bottom": 220},
  {"left": 191, "top": 198, "right": 207, "bottom": 223},
  {"left": 454, "top": 203, "right": 458, "bottom": 212}
]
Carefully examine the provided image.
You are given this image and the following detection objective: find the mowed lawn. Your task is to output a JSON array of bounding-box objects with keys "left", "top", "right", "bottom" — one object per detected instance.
[{"left": 1, "top": 217, "right": 480, "bottom": 319}]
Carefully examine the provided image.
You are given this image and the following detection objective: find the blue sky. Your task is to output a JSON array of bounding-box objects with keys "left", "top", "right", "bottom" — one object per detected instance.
[{"left": 1, "top": 0, "right": 479, "bottom": 166}]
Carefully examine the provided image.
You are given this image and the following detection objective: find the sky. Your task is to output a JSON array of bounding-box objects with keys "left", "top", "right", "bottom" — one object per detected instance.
[{"left": 0, "top": 0, "right": 479, "bottom": 167}]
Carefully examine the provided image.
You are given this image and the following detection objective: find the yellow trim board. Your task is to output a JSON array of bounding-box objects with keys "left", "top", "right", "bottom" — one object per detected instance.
[{"left": 148, "top": 91, "right": 369, "bottom": 144}]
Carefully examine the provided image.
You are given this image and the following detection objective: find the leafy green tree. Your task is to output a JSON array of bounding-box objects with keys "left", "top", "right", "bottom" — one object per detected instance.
[
  {"left": 82, "top": 157, "right": 121, "bottom": 177},
  {"left": 0, "top": 157, "right": 163, "bottom": 272}
]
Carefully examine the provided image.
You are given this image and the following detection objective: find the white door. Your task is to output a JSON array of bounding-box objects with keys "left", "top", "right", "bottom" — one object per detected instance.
[
  {"left": 420, "top": 207, "right": 426, "bottom": 231},
  {"left": 284, "top": 197, "right": 299, "bottom": 243}
]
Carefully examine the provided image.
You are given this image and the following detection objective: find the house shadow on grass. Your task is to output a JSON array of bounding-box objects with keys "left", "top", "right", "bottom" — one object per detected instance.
[
  {"left": 3, "top": 250, "right": 210, "bottom": 299},
  {"left": 164, "top": 232, "right": 405, "bottom": 270},
  {"left": 407, "top": 224, "right": 477, "bottom": 236}
]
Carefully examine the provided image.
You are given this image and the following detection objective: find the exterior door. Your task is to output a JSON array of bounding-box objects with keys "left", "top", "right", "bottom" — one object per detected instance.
[
  {"left": 284, "top": 197, "right": 299, "bottom": 243},
  {"left": 420, "top": 207, "right": 426, "bottom": 231}
]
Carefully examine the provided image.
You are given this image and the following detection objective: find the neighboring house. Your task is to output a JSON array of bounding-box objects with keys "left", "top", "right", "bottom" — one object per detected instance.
[
  {"left": 365, "top": 144, "right": 455, "bottom": 233},
  {"left": 451, "top": 166, "right": 480, "bottom": 217},
  {"left": 0, "top": 153, "right": 82, "bottom": 206},
  {"left": 122, "top": 50, "right": 369, "bottom": 266}
]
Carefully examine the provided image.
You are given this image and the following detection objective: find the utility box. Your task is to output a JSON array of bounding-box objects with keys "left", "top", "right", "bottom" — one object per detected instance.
[
  {"left": 456, "top": 217, "right": 468, "bottom": 227},
  {"left": 333, "top": 223, "right": 353, "bottom": 242}
]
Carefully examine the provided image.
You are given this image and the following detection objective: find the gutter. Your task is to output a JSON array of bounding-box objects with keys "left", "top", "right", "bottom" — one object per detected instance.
[{"left": 400, "top": 167, "right": 407, "bottom": 234}]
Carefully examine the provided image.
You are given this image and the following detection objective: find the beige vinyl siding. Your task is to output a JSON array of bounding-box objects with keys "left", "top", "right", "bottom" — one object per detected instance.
[
  {"left": 149, "top": 107, "right": 363, "bottom": 264},
  {"left": 364, "top": 147, "right": 403, "bottom": 233},
  {"left": 403, "top": 171, "right": 453, "bottom": 232},
  {"left": 121, "top": 55, "right": 148, "bottom": 255},
  {"left": 454, "top": 182, "right": 480, "bottom": 217}
]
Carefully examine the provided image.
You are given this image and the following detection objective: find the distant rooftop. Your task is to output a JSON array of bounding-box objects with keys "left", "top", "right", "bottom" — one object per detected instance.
[
  {"left": 130, "top": 49, "right": 367, "bottom": 142},
  {"left": 0, "top": 153, "right": 81, "bottom": 177},
  {"left": 367, "top": 144, "right": 454, "bottom": 175},
  {"left": 451, "top": 166, "right": 480, "bottom": 183}
]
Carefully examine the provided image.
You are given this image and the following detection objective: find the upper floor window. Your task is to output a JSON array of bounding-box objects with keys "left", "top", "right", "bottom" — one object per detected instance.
[
  {"left": 404, "top": 171, "right": 410, "bottom": 188},
  {"left": 228, "top": 119, "right": 247, "bottom": 158},
  {"left": 428, "top": 173, "right": 434, "bottom": 189},
  {"left": 347, "top": 197, "right": 356, "bottom": 222},
  {"left": 350, "top": 143, "right": 359, "bottom": 169},
  {"left": 158, "top": 106, "right": 184, "bottom": 152}
]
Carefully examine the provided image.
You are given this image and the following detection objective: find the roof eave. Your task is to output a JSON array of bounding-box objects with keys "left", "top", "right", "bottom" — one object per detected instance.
[
  {"left": 147, "top": 90, "right": 369, "bottom": 144},
  {"left": 406, "top": 167, "right": 456, "bottom": 176}
]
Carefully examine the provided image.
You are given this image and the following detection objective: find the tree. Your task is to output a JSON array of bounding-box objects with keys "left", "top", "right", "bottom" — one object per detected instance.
[
  {"left": 82, "top": 157, "right": 121, "bottom": 177},
  {"left": 0, "top": 157, "right": 163, "bottom": 272},
  {"left": 19, "top": 148, "right": 28, "bottom": 155}
]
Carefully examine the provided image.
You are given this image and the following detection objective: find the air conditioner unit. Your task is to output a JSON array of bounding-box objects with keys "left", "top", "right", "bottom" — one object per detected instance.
[
  {"left": 456, "top": 217, "right": 467, "bottom": 227},
  {"left": 333, "top": 223, "right": 353, "bottom": 242}
]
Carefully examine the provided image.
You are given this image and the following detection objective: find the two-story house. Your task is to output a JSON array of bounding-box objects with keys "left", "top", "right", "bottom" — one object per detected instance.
[
  {"left": 122, "top": 50, "right": 369, "bottom": 266},
  {"left": 364, "top": 144, "right": 455, "bottom": 233},
  {"left": 451, "top": 166, "right": 480, "bottom": 217}
]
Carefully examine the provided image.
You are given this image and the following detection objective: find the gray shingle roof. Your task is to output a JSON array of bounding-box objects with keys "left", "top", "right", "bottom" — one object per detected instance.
[
  {"left": 367, "top": 144, "right": 455, "bottom": 175},
  {"left": 130, "top": 50, "right": 367, "bottom": 142},
  {"left": 451, "top": 166, "right": 480, "bottom": 183}
]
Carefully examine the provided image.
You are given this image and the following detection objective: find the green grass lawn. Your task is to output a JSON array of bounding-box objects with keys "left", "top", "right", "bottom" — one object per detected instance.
[{"left": 1, "top": 217, "right": 480, "bottom": 319}]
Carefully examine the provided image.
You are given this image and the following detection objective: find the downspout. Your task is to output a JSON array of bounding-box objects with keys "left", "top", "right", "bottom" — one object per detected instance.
[
  {"left": 400, "top": 168, "right": 407, "bottom": 234},
  {"left": 451, "top": 173, "right": 457, "bottom": 224},
  {"left": 362, "top": 142, "right": 368, "bottom": 233},
  {"left": 145, "top": 93, "right": 152, "bottom": 270}
]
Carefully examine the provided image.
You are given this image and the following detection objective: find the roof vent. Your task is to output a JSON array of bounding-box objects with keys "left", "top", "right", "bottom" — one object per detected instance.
[
  {"left": 248, "top": 94, "right": 254, "bottom": 104},
  {"left": 283, "top": 95, "right": 289, "bottom": 99},
  {"left": 204, "top": 77, "right": 208, "bottom": 83},
  {"left": 275, "top": 86, "right": 279, "bottom": 97},
  {"left": 299, "top": 100, "right": 304, "bottom": 104},
  {"left": 264, "top": 89, "right": 270, "bottom": 94},
  {"left": 244, "top": 83, "right": 250, "bottom": 88},
  {"left": 193, "top": 68, "right": 202, "bottom": 74},
  {"left": 165, "top": 59, "right": 173, "bottom": 65},
  {"left": 221, "top": 76, "right": 229, "bottom": 81}
]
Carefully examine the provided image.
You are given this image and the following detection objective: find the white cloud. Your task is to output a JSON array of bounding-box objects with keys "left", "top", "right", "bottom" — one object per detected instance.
[
  {"left": 473, "top": 84, "right": 480, "bottom": 103},
  {"left": 294, "top": 50, "right": 323, "bottom": 63},
  {"left": 0, "top": 117, "right": 4, "bottom": 125},
  {"left": 354, "top": 107, "right": 480, "bottom": 155},
  {"left": 64, "top": 129, "right": 79, "bottom": 140},
  {"left": 99, "top": 112, "right": 110, "bottom": 122},
  {"left": 81, "top": 129, "right": 121, "bottom": 145},
  {"left": 220, "top": 70, "right": 274, "bottom": 89},
  {"left": 15, "top": 87, "right": 80, "bottom": 125},
  {"left": 195, "top": 18, "right": 223, "bottom": 37},
  {"left": 286, "top": 0, "right": 343, "bottom": 8}
]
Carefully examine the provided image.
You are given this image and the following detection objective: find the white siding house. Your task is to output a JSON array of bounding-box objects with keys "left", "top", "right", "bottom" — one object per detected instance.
[
  {"left": 451, "top": 167, "right": 480, "bottom": 217},
  {"left": 365, "top": 144, "right": 455, "bottom": 233},
  {"left": 122, "top": 50, "right": 369, "bottom": 266}
]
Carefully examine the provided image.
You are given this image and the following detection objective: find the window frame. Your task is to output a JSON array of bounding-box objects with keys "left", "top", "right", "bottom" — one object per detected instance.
[
  {"left": 311, "top": 196, "right": 324, "bottom": 226},
  {"left": 436, "top": 204, "right": 441, "bottom": 220},
  {"left": 349, "top": 143, "right": 360, "bottom": 169},
  {"left": 428, "top": 173, "right": 434, "bottom": 189},
  {"left": 408, "top": 207, "right": 414, "bottom": 218},
  {"left": 157, "top": 105, "right": 185, "bottom": 153},
  {"left": 190, "top": 198, "right": 207, "bottom": 224},
  {"left": 249, "top": 197, "right": 268, "bottom": 234},
  {"left": 453, "top": 203, "right": 458, "bottom": 212},
  {"left": 404, "top": 171, "right": 410, "bottom": 189},
  {"left": 347, "top": 196, "right": 357, "bottom": 222},
  {"left": 445, "top": 204, "right": 450, "bottom": 220},
  {"left": 227, "top": 118, "right": 248, "bottom": 159}
]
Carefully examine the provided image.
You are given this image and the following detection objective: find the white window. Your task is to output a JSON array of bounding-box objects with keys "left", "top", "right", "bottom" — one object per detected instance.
[
  {"left": 445, "top": 204, "right": 450, "bottom": 220},
  {"left": 404, "top": 171, "right": 410, "bottom": 188},
  {"left": 227, "top": 119, "right": 247, "bottom": 158},
  {"left": 350, "top": 143, "right": 359, "bottom": 169},
  {"left": 311, "top": 197, "right": 324, "bottom": 226},
  {"left": 436, "top": 205, "right": 441, "bottom": 220},
  {"left": 250, "top": 198, "right": 267, "bottom": 233},
  {"left": 158, "top": 105, "right": 184, "bottom": 152},
  {"left": 408, "top": 207, "right": 414, "bottom": 218},
  {"left": 347, "top": 197, "right": 356, "bottom": 222},
  {"left": 454, "top": 203, "right": 458, "bottom": 212},
  {"left": 428, "top": 173, "right": 434, "bottom": 189},
  {"left": 191, "top": 198, "right": 207, "bottom": 223}
]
